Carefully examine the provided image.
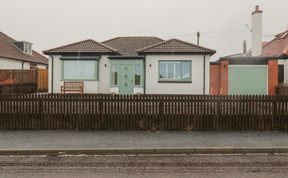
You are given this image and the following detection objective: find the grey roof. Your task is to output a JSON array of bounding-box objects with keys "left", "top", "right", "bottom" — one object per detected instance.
[
  {"left": 219, "top": 56, "right": 278, "bottom": 65},
  {"left": 102, "top": 36, "right": 163, "bottom": 56},
  {"left": 43, "top": 39, "right": 119, "bottom": 55},
  {"left": 137, "top": 39, "right": 216, "bottom": 55}
]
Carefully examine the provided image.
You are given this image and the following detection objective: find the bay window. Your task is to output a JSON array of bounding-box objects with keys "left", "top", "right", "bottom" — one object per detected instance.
[
  {"left": 62, "top": 60, "right": 99, "bottom": 80},
  {"left": 159, "top": 61, "right": 191, "bottom": 82}
]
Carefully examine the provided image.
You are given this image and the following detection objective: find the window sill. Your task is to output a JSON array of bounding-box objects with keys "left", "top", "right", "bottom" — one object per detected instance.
[
  {"left": 61, "top": 79, "right": 99, "bottom": 82},
  {"left": 158, "top": 80, "right": 192, "bottom": 83}
]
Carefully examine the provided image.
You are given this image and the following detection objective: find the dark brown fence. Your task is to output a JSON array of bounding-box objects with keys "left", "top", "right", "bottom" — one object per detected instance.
[
  {"left": 0, "top": 94, "right": 288, "bottom": 130},
  {"left": 0, "top": 69, "right": 48, "bottom": 94}
]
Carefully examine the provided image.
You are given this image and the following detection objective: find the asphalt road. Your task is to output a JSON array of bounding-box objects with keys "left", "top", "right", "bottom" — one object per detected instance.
[{"left": 1, "top": 154, "right": 288, "bottom": 178}]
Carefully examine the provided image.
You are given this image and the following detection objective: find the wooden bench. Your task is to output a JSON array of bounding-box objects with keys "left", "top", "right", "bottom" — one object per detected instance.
[{"left": 61, "top": 82, "right": 84, "bottom": 94}]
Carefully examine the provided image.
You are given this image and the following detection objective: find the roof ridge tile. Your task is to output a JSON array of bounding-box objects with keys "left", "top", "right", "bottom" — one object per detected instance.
[{"left": 43, "top": 39, "right": 119, "bottom": 54}]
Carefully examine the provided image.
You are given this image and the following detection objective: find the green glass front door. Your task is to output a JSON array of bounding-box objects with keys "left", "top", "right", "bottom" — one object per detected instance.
[{"left": 119, "top": 64, "right": 133, "bottom": 95}]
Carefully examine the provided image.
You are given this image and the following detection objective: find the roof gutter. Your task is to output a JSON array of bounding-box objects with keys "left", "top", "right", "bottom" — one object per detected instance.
[
  {"left": 108, "top": 56, "right": 145, "bottom": 59},
  {"left": 49, "top": 55, "right": 54, "bottom": 94}
]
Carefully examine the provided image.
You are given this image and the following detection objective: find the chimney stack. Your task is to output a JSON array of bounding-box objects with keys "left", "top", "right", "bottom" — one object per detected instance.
[
  {"left": 243, "top": 40, "right": 247, "bottom": 54},
  {"left": 251, "top": 5, "right": 263, "bottom": 56}
]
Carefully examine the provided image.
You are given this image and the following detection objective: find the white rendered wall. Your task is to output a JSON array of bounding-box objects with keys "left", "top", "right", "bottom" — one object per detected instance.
[
  {"left": 145, "top": 54, "right": 210, "bottom": 94},
  {"left": 0, "top": 57, "right": 30, "bottom": 69},
  {"left": 22, "top": 62, "right": 30, "bottom": 69},
  {"left": 48, "top": 56, "right": 53, "bottom": 93},
  {"left": 134, "top": 87, "right": 144, "bottom": 94},
  {"left": 98, "top": 55, "right": 110, "bottom": 93},
  {"left": 37, "top": 64, "right": 48, "bottom": 69},
  {"left": 110, "top": 87, "right": 119, "bottom": 94},
  {"left": 49, "top": 55, "right": 99, "bottom": 93}
]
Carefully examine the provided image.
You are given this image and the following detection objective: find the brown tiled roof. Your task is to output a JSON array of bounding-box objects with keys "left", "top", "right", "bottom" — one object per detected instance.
[
  {"left": 137, "top": 39, "right": 216, "bottom": 55},
  {"left": 43, "top": 39, "right": 119, "bottom": 55},
  {"left": 0, "top": 32, "right": 48, "bottom": 65},
  {"left": 261, "top": 30, "right": 288, "bottom": 57},
  {"left": 283, "top": 44, "right": 288, "bottom": 56},
  {"left": 102, "top": 37, "right": 164, "bottom": 56}
]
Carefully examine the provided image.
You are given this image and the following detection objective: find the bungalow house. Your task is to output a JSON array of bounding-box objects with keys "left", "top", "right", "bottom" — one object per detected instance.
[
  {"left": 0, "top": 32, "right": 48, "bottom": 69},
  {"left": 210, "top": 5, "right": 288, "bottom": 95},
  {"left": 43, "top": 37, "right": 215, "bottom": 94}
]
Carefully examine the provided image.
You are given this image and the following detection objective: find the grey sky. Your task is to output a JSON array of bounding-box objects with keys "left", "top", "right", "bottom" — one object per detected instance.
[{"left": 1, "top": 0, "right": 287, "bottom": 60}]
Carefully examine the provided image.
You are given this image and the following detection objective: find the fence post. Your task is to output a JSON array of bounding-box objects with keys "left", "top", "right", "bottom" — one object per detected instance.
[
  {"left": 38, "top": 96, "right": 43, "bottom": 117},
  {"left": 271, "top": 96, "right": 276, "bottom": 130},
  {"left": 159, "top": 99, "right": 164, "bottom": 115},
  {"left": 217, "top": 95, "right": 222, "bottom": 117},
  {"left": 99, "top": 96, "right": 104, "bottom": 122}
]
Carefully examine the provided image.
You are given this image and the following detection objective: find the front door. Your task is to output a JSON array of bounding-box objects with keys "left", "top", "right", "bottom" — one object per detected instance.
[{"left": 119, "top": 64, "right": 133, "bottom": 95}]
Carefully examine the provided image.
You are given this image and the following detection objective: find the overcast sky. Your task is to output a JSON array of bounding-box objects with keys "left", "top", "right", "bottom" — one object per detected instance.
[{"left": 1, "top": 0, "right": 288, "bottom": 60}]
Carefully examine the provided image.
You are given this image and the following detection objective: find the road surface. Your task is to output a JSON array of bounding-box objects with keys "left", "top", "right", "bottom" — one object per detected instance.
[{"left": 1, "top": 153, "right": 288, "bottom": 178}]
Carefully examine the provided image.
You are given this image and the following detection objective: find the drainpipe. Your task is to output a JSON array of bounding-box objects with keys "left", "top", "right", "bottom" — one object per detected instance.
[
  {"left": 143, "top": 55, "right": 146, "bottom": 94},
  {"left": 49, "top": 55, "right": 54, "bottom": 94},
  {"left": 21, "top": 61, "right": 25, "bottom": 69},
  {"left": 203, "top": 55, "right": 206, "bottom": 94}
]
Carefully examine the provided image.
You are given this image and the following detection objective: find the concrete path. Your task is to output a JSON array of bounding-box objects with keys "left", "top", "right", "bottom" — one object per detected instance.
[{"left": 0, "top": 131, "right": 288, "bottom": 150}]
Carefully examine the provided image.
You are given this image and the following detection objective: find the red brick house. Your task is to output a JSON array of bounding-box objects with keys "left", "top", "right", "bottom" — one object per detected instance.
[
  {"left": 210, "top": 6, "right": 288, "bottom": 96},
  {"left": 210, "top": 30, "right": 288, "bottom": 95}
]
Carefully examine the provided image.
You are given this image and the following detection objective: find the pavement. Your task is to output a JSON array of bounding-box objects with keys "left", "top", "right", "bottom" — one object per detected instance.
[{"left": 0, "top": 131, "right": 288, "bottom": 153}]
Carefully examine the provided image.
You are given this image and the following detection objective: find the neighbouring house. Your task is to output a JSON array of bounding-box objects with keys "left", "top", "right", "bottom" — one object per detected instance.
[
  {"left": 0, "top": 32, "right": 48, "bottom": 69},
  {"left": 210, "top": 5, "right": 288, "bottom": 95},
  {"left": 43, "top": 37, "right": 215, "bottom": 94}
]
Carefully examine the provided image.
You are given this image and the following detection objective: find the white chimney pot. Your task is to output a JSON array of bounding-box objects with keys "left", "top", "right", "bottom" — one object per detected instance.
[{"left": 251, "top": 5, "right": 263, "bottom": 56}]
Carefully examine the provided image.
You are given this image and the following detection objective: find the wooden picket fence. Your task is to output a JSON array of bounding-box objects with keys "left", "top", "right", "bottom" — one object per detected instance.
[
  {"left": 0, "top": 69, "right": 48, "bottom": 94},
  {"left": 0, "top": 94, "right": 288, "bottom": 130}
]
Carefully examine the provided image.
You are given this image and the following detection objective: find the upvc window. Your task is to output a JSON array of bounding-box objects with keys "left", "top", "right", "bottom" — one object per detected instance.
[
  {"left": 111, "top": 64, "right": 118, "bottom": 85},
  {"left": 135, "top": 64, "right": 141, "bottom": 85},
  {"left": 159, "top": 61, "right": 191, "bottom": 82},
  {"left": 24, "top": 43, "right": 32, "bottom": 54},
  {"left": 62, "top": 60, "right": 98, "bottom": 80}
]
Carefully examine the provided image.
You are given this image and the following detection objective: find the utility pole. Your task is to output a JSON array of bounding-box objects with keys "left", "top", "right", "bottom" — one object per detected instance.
[{"left": 197, "top": 32, "right": 200, "bottom": 45}]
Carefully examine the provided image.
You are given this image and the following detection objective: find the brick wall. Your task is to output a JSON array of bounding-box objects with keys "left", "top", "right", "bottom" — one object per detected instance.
[
  {"left": 210, "top": 64, "right": 220, "bottom": 95},
  {"left": 209, "top": 60, "right": 229, "bottom": 95},
  {"left": 220, "top": 60, "right": 229, "bottom": 95},
  {"left": 268, "top": 59, "right": 278, "bottom": 95},
  {"left": 210, "top": 58, "right": 279, "bottom": 96}
]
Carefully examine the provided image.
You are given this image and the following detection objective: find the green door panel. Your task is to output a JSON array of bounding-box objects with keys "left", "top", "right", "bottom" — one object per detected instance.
[
  {"left": 119, "top": 64, "right": 134, "bottom": 95},
  {"left": 228, "top": 65, "right": 267, "bottom": 95},
  {"left": 110, "top": 59, "right": 144, "bottom": 95}
]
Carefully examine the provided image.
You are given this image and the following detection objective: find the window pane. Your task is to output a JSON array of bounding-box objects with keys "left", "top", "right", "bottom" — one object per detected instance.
[
  {"left": 175, "top": 63, "right": 181, "bottom": 79},
  {"left": 159, "top": 62, "right": 166, "bottom": 79},
  {"left": 63, "top": 60, "right": 96, "bottom": 80},
  {"left": 112, "top": 64, "right": 118, "bottom": 85},
  {"left": 24, "top": 44, "right": 28, "bottom": 53},
  {"left": 167, "top": 63, "right": 174, "bottom": 79},
  {"left": 182, "top": 62, "right": 190, "bottom": 80},
  {"left": 135, "top": 64, "right": 141, "bottom": 85}
]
